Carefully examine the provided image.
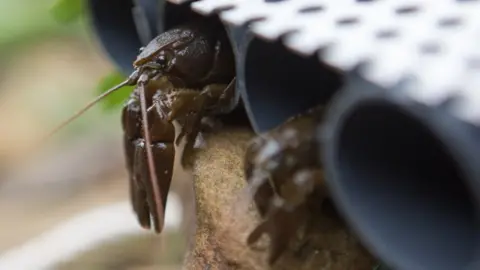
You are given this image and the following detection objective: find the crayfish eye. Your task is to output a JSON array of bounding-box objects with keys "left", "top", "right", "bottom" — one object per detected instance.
[{"left": 156, "top": 54, "right": 168, "bottom": 67}]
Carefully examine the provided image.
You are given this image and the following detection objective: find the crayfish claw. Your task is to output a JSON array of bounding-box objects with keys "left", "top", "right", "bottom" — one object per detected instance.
[{"left": 135, "top": 187, "right": 152, "bottom": 230}]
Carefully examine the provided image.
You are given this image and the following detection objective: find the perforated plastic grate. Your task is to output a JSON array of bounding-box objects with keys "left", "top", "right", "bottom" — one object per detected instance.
[{"left": 191, "top": 0, "right": 480, "bottom": 126}]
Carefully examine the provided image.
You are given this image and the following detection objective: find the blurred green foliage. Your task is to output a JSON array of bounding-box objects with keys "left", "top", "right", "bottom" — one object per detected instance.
[
  {"left": 0, "top": 0, "right": 130, "bottom": 143},
  {"left": 0, "top": 0, "right": 86, "bottom": 51},
  {"left": 51, "top": 0, "right": 130, "bottom": 111},
  {"left": 96, "top": 72, "right": 134, "bottom": 111},
  {"left": 50, "top": 0, "right": 86, "bottom": 24}
]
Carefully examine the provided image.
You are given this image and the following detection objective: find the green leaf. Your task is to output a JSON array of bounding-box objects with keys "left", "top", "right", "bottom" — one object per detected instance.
[
  {"left": 96, "top": 71, "right": 134, "bottom": 111},
  {"left": 50, "top": 0, "right": 85, "bottom": 24}
]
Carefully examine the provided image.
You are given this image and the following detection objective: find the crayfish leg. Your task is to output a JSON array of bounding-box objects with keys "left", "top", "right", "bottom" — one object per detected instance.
[
  {"left": 247, "top": 200, "right": 309, "bottom": 265},
  {"left": 153, "top": 81, "right": 235, "bottom": 168},
  {"left": 180, "top": 80, "right": 236, "bottom": 165}
]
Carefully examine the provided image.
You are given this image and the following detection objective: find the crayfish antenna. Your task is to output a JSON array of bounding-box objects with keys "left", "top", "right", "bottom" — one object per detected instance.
[
  {"left": 138, "top": 74, "right": 165, "bottom": 233},
  {"left": 39, "top": 70, "right": 139, "bottom": 144}
]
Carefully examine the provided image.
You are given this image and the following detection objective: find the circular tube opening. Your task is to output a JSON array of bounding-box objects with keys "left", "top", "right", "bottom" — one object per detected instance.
[
  {"left": 88, "top": 0, "right": 144, "bottom": 74},
  {"left": 334, "top": 102, "right": 479, "bottom": 270},
  {"left": 244, "top": 38, "right": 343, "bottom": 133}
]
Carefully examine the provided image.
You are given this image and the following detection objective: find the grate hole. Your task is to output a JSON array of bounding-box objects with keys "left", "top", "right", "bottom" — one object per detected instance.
[
  {"left": 213, "top": 5, "right": 236, "bottom": 13},
  {"left": 299, "top": 5, "right": 324, "bottom": 13},
  {"left": 396, "top": 5, "right": 420, "bottom": 15},
  {"left": 438, "top": 17, "right": 462, "bottom": 28},
  {"left": 278, "top": 29, "right": 299, "bottom": 40},
  {"left": 467, "top": 58, "right": 480, "bottom": 69},
  {"left": 337, "top": 17, "right": 360, "bottom": 26},
  {"left": 420, "top": 42, "right": 441, "bottom": 54},
  {"left": 246, "top": 17, "right": 267, "bottom": 24},
  {"left": 376, "top": 29, "right": 398, "bottom": 39}
]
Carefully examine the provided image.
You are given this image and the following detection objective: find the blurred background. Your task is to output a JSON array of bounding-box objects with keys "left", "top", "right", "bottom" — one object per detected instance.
[{"left": 0, "top": 0, "right": 186, "bottom": 269}]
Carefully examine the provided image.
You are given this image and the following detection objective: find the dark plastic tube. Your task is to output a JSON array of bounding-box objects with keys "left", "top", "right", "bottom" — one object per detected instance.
[
  {"left": 320, "top": 72, "right": 480, "bottom": 270},
  {"left": 87, "top": 0, "right": 161, "bottom": 75},
  {"left": 239, "top": 37, "right": 344, "bottom": 133}
]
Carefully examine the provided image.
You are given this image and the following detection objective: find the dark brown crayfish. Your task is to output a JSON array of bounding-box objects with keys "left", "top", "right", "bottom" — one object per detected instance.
[
  {"left": 244, "top": 106, "right": 332, "bottom": 264},
  {"left": 44, "top": 21, "right": 236, "bottom": 233},
  {"left": 243, "top": 106, "right": 377, "bottom": 268}
]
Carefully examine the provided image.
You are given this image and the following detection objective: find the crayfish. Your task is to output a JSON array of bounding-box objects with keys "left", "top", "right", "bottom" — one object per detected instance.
[
  {"left": 45, "top": 20, "right": 236, "bottom": 233},
  {"left": 244, "top": 106, "right": 328, "bottom": 263},
  {"left": 243, "top": 105, "right": 377, "bottom": 268}
]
